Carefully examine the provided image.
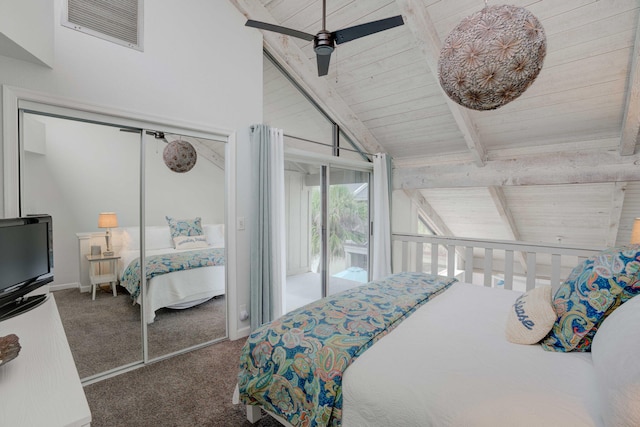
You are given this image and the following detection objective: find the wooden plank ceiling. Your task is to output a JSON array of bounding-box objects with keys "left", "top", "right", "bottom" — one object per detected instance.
[{"left": 230, "top": 0, "right": 640, "bottom": 250}]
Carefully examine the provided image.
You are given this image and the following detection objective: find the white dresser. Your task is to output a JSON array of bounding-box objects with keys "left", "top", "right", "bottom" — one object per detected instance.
[{"left": 0, "top": 294, "right": 91, "bottom": 426}]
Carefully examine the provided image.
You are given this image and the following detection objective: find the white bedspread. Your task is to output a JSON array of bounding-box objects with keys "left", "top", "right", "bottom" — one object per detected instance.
[
  {"left": 119, "top": 248, "right": 225, "bottom": 324},
  {"left": 341, "top": 282, "right": 603, "bottom": 427}
]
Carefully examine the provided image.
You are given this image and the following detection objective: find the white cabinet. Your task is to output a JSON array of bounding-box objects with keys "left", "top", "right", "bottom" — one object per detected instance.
[{"left": 0, "top": 294, "right": 91, "bottom": 426}]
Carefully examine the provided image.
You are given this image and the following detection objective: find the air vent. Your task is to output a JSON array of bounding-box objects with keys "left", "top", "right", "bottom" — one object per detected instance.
[{"left": 62, "top": 0, "right": 143, "bottom": 51}]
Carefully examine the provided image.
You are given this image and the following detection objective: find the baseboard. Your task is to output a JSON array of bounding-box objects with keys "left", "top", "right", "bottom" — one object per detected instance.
[
  {"left": 49, "top": 282, "right": 81, "bottom": 292},
  {"left": 235, "top": 326, "right": 251, "bottom": 339}
]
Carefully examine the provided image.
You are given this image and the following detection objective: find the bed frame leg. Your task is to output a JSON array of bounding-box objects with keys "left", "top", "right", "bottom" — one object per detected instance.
[{"left": 246, "top": 405, "right": 262, "bottom": 424}]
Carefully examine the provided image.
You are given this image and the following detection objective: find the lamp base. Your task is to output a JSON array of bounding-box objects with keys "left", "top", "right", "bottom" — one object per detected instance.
[{"left": 103, "top": 250, "right": 114, "bottom": 257}]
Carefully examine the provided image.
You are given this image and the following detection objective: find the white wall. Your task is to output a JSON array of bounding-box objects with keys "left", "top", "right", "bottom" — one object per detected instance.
[
  {"left": 0, "top": 0, "right": 53, "bottom": 66},
  {"left": 0, "top": 0, "right": 262, "bottom": 338}
]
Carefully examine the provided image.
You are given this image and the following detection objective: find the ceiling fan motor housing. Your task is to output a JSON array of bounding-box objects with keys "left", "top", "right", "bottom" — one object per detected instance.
[{"left": 314, "top": 31, "right": 335, "bottom": 55}]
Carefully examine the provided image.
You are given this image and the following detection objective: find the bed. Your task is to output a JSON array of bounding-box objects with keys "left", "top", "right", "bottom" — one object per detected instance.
[
  {"left": 236, "top": 245, "right": 640, "bottom": 427},
  {"left": 116, "top": 223, "right": 225, "bottom": 324}
]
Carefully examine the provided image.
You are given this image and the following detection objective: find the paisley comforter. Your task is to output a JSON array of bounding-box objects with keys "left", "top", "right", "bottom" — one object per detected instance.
[
  {"left": 237, "top": 272, "right": 457, "bottom": 427},
  {"left": 120, "top": 248, "right": 225, "bottom": 300}
]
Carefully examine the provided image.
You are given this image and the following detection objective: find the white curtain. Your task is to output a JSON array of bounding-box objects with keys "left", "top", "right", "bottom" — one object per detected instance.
[
  {"left": 249, "top": 125, "right": 286, "bottom": 330},
  {"left": 372, "top": 153, "right": 392, "bottom": 280}
]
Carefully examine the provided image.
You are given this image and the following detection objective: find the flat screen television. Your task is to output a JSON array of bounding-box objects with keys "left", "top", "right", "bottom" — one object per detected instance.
[{"left": 0, "top": 215, "right": 53, "bottom": 321}]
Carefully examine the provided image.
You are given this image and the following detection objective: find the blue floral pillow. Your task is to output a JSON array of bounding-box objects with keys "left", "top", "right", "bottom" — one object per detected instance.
[
  {"left": 541, "top": 245, "right": 640, "bottom": 352},
  {"left": 165, "top": 216, "right": 203, "bottom": 240}
]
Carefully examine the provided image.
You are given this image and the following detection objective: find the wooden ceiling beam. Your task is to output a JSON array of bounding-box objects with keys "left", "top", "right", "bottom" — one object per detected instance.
[
  {"left": 185, "top": 136, "right": 225, "bottom": 171},
  {"left": 395, "top": 150, "right": 640, "bottom": 189},
  {"left": 228, "top": 0, "right": 385, "bottom": 156},
  {"left": 488, "top": 186, "right": 528, "bottom": 273},
  {"left": 403, "top": 188, "right": 451, "bottom": 236},
  {"left": 606, "top": 182, "right": 627, "bottom": 247},
  {"left": 620, "top": 16, "right": 640, "bottom": 156},
  {"left": 403, "top": 188, "right": 466, "bottom": 260},
  {"left": 394, "top": 0, "right": 487, "bottom": 167}
]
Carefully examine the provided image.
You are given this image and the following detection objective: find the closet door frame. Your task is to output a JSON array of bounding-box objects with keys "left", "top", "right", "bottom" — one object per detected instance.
[{"left": 2, "top": 85, "right": 238, "bottom": 383}]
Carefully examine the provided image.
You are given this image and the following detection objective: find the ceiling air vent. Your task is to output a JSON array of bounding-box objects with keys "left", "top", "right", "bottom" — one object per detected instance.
[{"left": 62, "top": 0, "right": 143, "bottom": 51}]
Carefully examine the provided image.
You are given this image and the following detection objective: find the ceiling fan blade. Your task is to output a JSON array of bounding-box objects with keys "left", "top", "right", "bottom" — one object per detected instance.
[
  {"left": 316, "top": 52, "right": 332, "bottom": 76},
  {"left": 245, "top": 20, "right": 315, "bottom": 41},
  {"left": 333, "top": 15, "right": 404, "bottom": 45}
]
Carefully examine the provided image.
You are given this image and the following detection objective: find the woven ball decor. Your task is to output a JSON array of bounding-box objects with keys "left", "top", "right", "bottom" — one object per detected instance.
[
  {"left": 163, "top": 140, "right": 197, "bottom": 173},
  {"left": 438, "top": 4, "right": 546, "bottom": 111}
]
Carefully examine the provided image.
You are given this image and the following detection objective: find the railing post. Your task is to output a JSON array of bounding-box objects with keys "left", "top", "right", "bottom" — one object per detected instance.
[
  {"left": 447, "top": 245, "right": 455, "bottom": 277},
  {"left": 464, "top": 246, "right": 473, "bottom": 283},
  {"left": 526, "top": 252, "right": 537, "bottom": 290},
  {"left": 483, "top": 248, "right": 493, "bottom": 287},
  {"left": 431, "top": 243, "right": 438, "bottom": 275},
  {"left": 504, "top": 250, "right": 514, "bottom": 290},
  {"left": 415, "top": 242, "right": 423, "bottom": 273}
]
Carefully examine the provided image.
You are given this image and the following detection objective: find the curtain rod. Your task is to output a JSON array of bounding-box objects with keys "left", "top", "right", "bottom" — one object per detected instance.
[
  {"left": 285, "top": 134, "right": 375, "bottom": 157},
  {"left": 250, "top": 126, "right": 376, "bottom": 157}
]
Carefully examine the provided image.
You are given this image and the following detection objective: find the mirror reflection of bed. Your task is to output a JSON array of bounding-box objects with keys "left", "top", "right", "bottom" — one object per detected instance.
[
  {"left": 20, "top": 112, "right": 228, "bottom": 380},
  {"left": 117, "top": 222, "right": 226, "bottom": 358}
]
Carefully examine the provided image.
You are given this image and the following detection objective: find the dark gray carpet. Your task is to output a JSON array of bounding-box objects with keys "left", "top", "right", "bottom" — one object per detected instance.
[
  {"left": 54, "top": 287, "right": 226, "bottom": 379},
  {"left": 84, "top": 339, "right": 282, "bottom": 426}
]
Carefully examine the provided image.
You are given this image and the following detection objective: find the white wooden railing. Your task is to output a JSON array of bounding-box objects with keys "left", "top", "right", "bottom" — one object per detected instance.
[{"left": 392, "top": 233, "right": 604, "bottom": 292}]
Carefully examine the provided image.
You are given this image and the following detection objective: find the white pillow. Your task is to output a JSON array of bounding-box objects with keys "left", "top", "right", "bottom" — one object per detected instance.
[
  {"left": 592, "top": 294, "right": 640, "bottom": 427},
  {"left": 173, "top": 235, "right": 209, "bottom": 250},
  {"left": 203, "top": 224, "right": 225, "bottom": 247},
  {"left": 115, "top": 226, "right": 173, "bottom": 251},
  {"left": 118, "top": 227, "right": 139, "bottom": 251},
  {"left": 145, "top": 226, "right": 173, "bottom": 250},
  {"left": 505, "top": 285, "right": 556, "bottom": 345}
]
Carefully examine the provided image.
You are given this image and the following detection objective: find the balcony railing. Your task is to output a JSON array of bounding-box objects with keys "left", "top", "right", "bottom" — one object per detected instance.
[{"left": 392, "top": 233, "right": 604, "bottom": 292}]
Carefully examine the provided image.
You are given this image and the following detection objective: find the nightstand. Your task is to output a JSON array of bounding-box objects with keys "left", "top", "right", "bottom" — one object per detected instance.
[{"left": 86, "top": 254, "right": 120, "bottom": 300}]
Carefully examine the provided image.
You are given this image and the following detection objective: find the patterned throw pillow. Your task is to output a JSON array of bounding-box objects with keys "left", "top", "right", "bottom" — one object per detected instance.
[
  {"left": 173, "top": 235, "right": 209, "bottom": 250},
  {"left": 505, "top": 285, "right": 556, "bottom": 345},
  {"left": 541, "top": 245, "right": 640, "bottom": 352},
  {"left": 165, "top": 216, "right": 203, "bottom": 240}
]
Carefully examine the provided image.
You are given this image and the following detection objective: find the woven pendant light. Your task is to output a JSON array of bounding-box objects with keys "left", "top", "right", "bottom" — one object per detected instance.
[
  {"left": 163, "top": 139, "right": 197, "bottom": 173},
  {"left": 438, "top": 4, "right": 546, "bottom": 111}
]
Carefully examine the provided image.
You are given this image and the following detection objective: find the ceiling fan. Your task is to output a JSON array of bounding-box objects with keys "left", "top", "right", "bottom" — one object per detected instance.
[{"left": 246, "top": 0, "right": 404, "bottom": 77}]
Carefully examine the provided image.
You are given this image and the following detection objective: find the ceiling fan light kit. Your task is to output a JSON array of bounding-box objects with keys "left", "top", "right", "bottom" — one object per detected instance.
[
  {"left": 245, "top": 0, "right": 404, "bottom": 77},
  {"left": 438, "top": 4, "right": 546, "bottom": 111}
]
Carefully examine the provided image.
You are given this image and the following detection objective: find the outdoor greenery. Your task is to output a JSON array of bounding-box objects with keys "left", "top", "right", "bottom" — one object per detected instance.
[{"left": 310, "top": 185, "right": 368, "bottom": 261}]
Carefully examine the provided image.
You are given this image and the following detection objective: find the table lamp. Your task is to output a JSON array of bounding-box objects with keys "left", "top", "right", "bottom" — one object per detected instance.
[
  {"left": 98, "top": 212, "right": 118, "bottom": 256},
  {"left": 631, "top": 218, "right": 640, "bottom": 244}
]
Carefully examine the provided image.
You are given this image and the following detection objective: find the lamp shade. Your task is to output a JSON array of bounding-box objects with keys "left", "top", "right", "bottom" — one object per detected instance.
[
  {"left": 163, "top": 139, "right": 197, "bottom": 173},
  {"left": 438, "top": 4, "right": 546, "bottom": 110},
  {"left": 98, "top": 212, "right": 118, "bottom": 228},
  {"left": 631, "top": 218, "right": 640, "bottom": 244}
]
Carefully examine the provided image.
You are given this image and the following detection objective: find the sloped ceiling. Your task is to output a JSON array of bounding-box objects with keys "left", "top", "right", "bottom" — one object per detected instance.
[{"left": 230, "top": 0, "right": 640, "bottom": 248}]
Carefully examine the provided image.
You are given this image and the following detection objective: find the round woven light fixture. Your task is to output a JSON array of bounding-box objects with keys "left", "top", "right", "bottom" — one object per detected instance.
[
  {"left": 438, "top": 4, "right": 546, "bottom": 111},
  {"left": 163, "top": 139, "right": 197, "bottom": 173}
]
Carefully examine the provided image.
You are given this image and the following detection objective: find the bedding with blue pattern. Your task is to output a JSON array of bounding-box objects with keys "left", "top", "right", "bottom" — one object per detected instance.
[
  {"left": 237, "top": 272, "right": 457, "bottom": 427},
  {"left": 120, "top": 248, "right": 225, "bottom": 300}
]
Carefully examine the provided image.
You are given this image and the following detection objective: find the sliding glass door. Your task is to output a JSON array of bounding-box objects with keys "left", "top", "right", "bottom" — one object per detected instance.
[
  {"left": 284, "top": 160, "right": 371, "bottom": 312},
  {"left": 327, "top": 167, "right": 370, "bottom": 296},
  {"left": 284, "top": 160, "right": 322, "bottom": 312}
]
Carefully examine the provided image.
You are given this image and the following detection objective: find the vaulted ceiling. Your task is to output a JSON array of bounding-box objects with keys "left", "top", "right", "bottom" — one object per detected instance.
[{"left": 230, "top": 0, "right": 640, "bottom": 249}]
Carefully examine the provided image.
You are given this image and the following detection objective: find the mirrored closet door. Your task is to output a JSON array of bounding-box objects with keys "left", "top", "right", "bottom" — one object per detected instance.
[
  {"left": 21, "top": 112, "right": 143, "bottom": 379},
  {"left": 18, "top": 108, "right": 229, "bottom": 382},
  {"left": 143, "top": 131, "right": 227, "bottom": 359}
]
